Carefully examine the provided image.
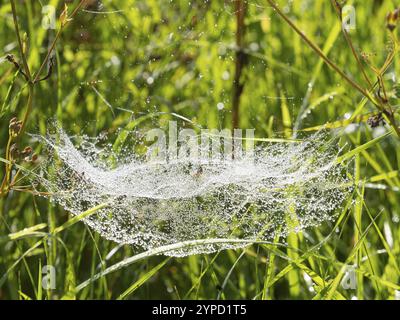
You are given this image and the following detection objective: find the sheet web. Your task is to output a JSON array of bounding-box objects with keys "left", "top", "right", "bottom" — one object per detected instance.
[{"left": 35, "top": 127, "right": 353, "bottom": 257}]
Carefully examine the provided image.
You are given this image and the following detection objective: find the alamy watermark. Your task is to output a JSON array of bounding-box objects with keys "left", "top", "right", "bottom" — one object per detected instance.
[
  {"left": 42, "top": 265, "right": 56, "bottom": 290},
  {"left": 42, "top": 5, "right": 56, "bottom": 30},
  {"left": 342, "top": 5, "right": 356, "bottom": 31},
  {"left": 341, "top": 265, "right": 357, "bottom": 290},
  {"left": 145, "top": 121, "right": 255, "bottom": 163}
]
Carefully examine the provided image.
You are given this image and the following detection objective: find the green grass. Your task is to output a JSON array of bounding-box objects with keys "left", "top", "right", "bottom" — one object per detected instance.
[{"left": 0, "top": 0, "right": 400, "bottom": 300}]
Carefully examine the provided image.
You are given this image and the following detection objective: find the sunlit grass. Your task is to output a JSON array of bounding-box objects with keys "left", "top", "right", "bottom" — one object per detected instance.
[{"left": 0, "top": 0, "right": 399, "bottom": 300}]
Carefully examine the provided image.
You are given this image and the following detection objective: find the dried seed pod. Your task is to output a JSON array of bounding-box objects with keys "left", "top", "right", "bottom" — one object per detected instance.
[
  {"left": 5, "top": 54, "right": 14, "bottom": 62},
  {"left": 367, "top": 113, "right": 385, "bottom": 128},
  {"left": 21, "top": 146, "right": 33, "bottom": 157},
  {"left": 9, "top": 117, "right": 17, "bottom": 125},
  {"left": 9, "top": 144, "right": 19, "bottom": 160},
  {"left": 387, "top": 8, "right": 400, "bottom": 31},
  {"left": 9, "top": 118, "right": 23, "bottom": 137}
]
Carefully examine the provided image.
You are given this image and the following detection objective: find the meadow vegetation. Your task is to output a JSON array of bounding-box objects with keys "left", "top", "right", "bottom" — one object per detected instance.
[{"left": 0, "top": 0, "right": 400, "bottom": 300}]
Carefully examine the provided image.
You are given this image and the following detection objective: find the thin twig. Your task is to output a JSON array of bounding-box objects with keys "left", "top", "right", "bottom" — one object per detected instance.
[
  {"left": 267, "top": 0, "right": 400, "bottom": 138},
  {"left": 331, "top": 0, "right": 373, "bottom": 88},
  {"left": 232, "top": 0, "right": 247, "bottom": 129},
  {"left": 266, "top": 0, "right": 378, "bottom": 106},
  {"left": 9, "top": 0, "right": 32, "bottom": 81},
  {"left": 33, "top": 0, "right": 87, "bottom": 83},
  {"left": 5, "top": 54, "right": 29, "bottom": 81},
  {"left": 1, "top": 0, "right": 87, "bottom": 195},
  {"left": 36, "top": 56, "right": 55, "bottom": 83}
]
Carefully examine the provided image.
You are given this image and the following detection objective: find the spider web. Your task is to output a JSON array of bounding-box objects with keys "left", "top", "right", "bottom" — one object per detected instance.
[{"left": 34, "top": 127, "right": 353, "bottom": 257}]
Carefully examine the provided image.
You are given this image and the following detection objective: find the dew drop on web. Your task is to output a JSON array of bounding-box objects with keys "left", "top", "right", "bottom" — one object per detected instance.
[{"left": 34, "top": 125, "right": 353, "bottom": 257}]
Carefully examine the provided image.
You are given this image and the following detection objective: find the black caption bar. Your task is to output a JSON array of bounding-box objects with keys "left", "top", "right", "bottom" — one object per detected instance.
[{"left": 1, "top": 300, "right": 397, "bottom": 318}]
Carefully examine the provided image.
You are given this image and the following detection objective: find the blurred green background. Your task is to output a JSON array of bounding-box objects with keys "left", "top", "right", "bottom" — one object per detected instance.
[{"left": 0, "top": 0, "right": 399, "bottom": 300}]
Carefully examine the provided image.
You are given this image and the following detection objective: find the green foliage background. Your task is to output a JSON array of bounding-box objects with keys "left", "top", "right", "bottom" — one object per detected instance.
[{"left": 0, "top": 0, "right": 399, "bottom": 300}]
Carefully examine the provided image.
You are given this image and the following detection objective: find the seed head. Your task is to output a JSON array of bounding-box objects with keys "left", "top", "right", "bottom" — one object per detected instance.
[
  {"left": 9, "top": 118, "right": 23, "bottom": 138},
  {"left": 21, "top": 146, "right": 33, "bottom": 157},
  {"left": 9, "top": 144, "right": 19, "bottom": 161},
  {"left": 386, "top": 8, "right": 400, "bottom": 31},
  {"left": 31, "top": 154, "right": 39, "bottom": 163}
]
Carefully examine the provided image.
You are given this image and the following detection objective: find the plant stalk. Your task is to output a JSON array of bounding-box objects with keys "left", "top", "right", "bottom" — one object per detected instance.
[{"left": 232, "top": 0, "right": 247, "bottom": 129}]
